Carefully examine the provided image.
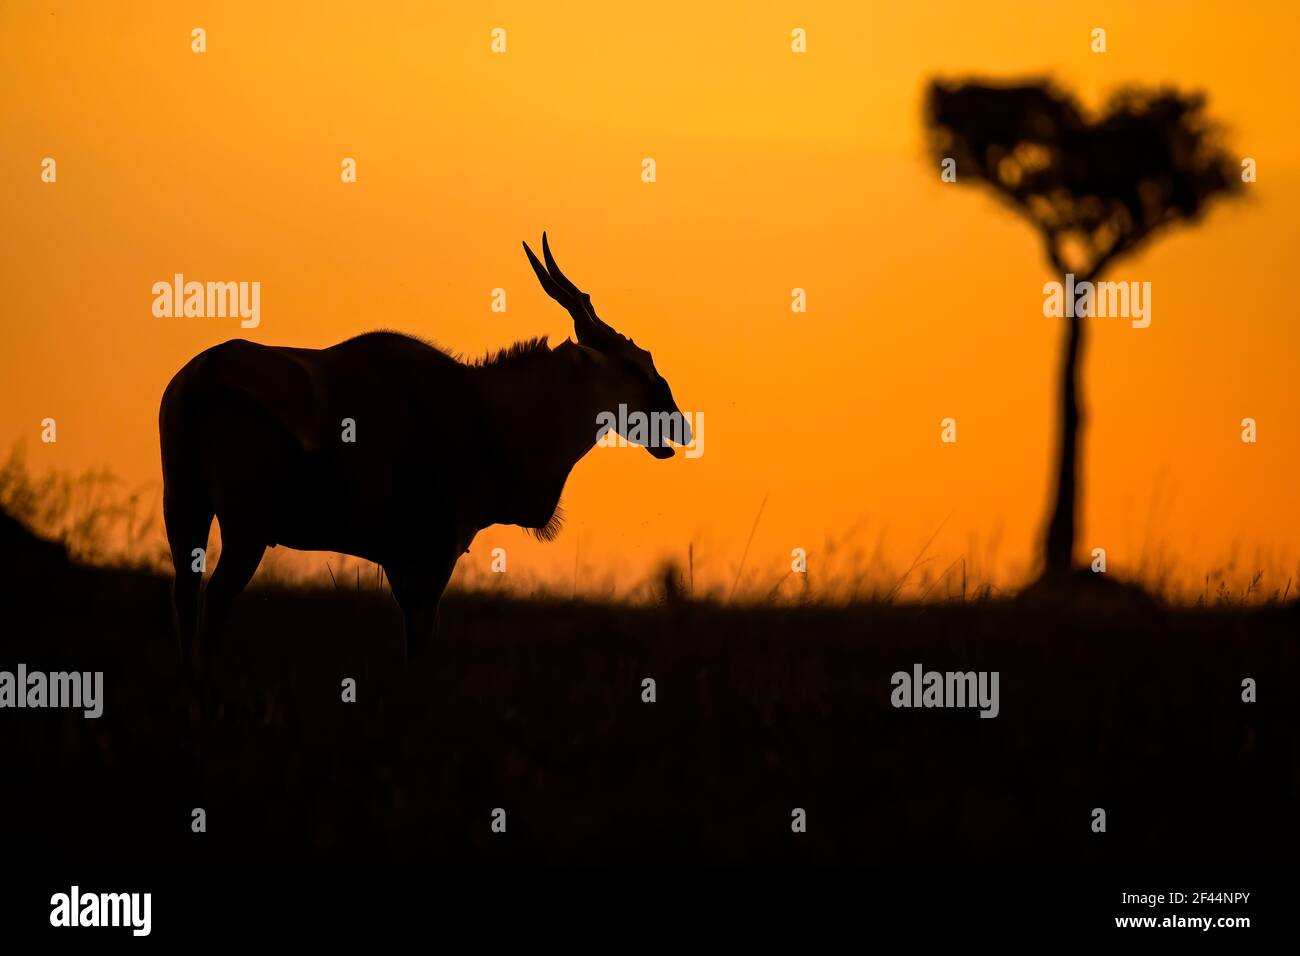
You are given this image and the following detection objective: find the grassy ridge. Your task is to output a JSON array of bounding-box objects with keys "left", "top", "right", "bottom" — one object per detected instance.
[{"left": 2, "top": 546, "right": 1296, "bottom": 865}]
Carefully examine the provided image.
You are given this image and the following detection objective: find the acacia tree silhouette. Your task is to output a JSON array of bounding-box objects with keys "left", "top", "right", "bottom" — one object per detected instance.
[{"left": 925, "top": 80, "right": 1241, "bottom": 582}]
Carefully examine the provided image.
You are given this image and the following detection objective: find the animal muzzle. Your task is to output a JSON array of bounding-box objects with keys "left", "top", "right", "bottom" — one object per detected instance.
[{"left": 645, "top": 443, "right": 675, "bottom": 460}]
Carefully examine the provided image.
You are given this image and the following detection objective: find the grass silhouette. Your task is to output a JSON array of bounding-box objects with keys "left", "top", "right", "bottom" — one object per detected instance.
[
  {"left": 1, "top": 498, "right": 1296, "bottom": 863},
  {"left": 3, "top": 443, "right": 1294, "bottom": 607}
]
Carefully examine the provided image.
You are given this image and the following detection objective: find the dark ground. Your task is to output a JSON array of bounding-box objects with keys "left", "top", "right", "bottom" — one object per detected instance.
[{"left": 2, "top": 548, "right": 1296, "bottom": 870}]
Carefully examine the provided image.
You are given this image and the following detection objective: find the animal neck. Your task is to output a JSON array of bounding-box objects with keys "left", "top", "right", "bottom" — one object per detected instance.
[{"left": 474, "top": 340, "right": 613, "bottom": 536}]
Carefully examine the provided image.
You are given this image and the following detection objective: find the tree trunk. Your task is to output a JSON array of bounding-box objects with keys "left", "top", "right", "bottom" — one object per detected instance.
[{"left": 1041, "top": 269, "right": 1097, "bottom": 576}]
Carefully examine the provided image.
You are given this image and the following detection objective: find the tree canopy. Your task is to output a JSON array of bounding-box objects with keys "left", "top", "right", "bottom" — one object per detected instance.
[{"left": 926, "top": 80, "right": 1241, "bottom": 277}]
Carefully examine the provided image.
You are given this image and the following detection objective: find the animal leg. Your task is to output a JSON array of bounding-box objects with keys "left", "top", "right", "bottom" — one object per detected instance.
[
  {"left": 198, "top": 533, "right": 266, "bottom": 676},
  {"left": 387, "top": 556, "right": 457, "bottom": 663},
  {"left": 163, "top": 491, "right": 214, "bottom": 682}
]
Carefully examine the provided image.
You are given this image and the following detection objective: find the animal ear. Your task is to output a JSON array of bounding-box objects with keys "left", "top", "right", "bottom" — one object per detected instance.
[{"left": 565, "top": 342, "right": 601, "bottom": 368}]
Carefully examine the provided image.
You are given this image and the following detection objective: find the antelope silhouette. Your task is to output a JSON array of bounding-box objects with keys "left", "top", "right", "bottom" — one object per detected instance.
[{"left": 160, "top": 234, "right": 690, "bottom": 675}]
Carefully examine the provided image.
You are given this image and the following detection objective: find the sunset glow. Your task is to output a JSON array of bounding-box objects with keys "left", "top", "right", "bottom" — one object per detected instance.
[{"left": 3, "top": 0, "right": 1296, "bottom": 599}]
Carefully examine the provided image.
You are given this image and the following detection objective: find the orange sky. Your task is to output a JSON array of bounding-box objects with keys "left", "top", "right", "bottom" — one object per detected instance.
[{"left": 2, "top": 0, "right": 1297, "bottom": 599}]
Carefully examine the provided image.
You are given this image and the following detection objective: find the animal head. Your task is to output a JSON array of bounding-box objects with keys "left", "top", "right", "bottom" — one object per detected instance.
[{"left": 523, "top": 233, "right": 690, "bottom": 459}]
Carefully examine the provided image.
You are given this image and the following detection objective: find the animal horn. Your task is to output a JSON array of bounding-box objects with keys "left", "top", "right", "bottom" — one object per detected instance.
[
  {"left": 537, "top": 233, "right": 622, "bottom": 344},
  {"left": 523, "top": 240, "right": 569, "bottom": 308},
  {"left": 526, "top": 237, "right": 597, "bottom": 342},
  {"left": 541, "top": 232, "right": 584, "bottom": 300}
]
